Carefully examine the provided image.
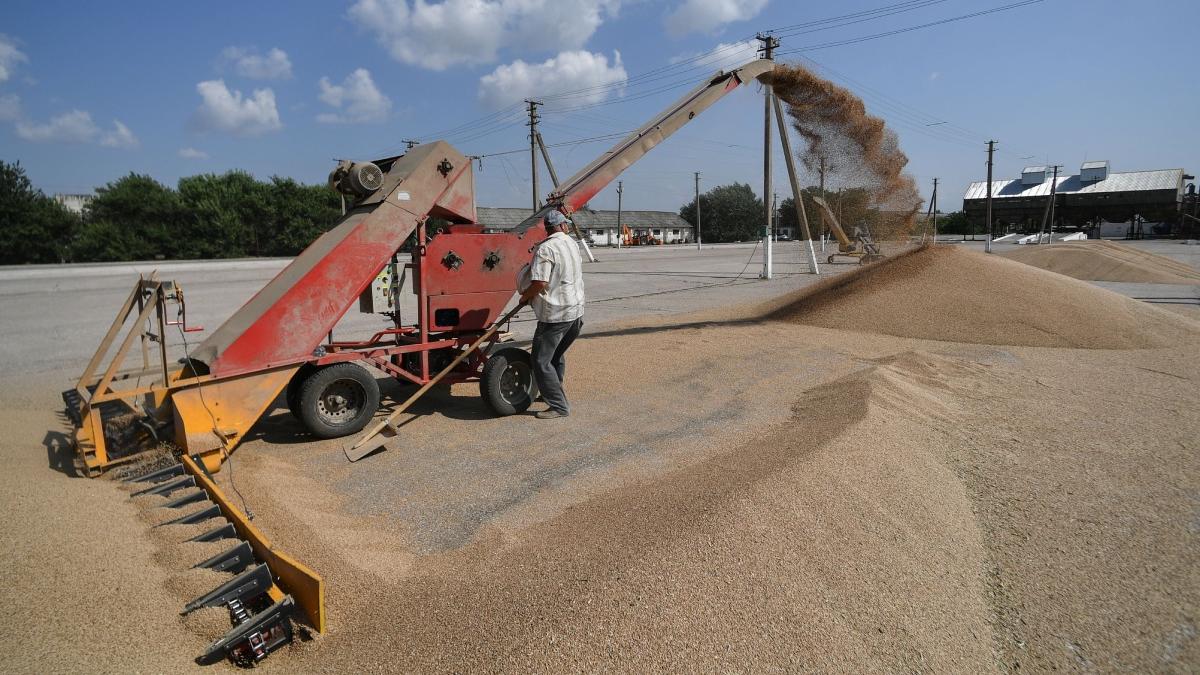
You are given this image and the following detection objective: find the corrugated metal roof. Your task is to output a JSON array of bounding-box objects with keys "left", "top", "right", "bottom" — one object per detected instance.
[
  {"left": 477, "top": 207, "right": 692, "bottom": 230},
  {"left": 964, "top": 169, "right": 1183, "bottom": 200}
]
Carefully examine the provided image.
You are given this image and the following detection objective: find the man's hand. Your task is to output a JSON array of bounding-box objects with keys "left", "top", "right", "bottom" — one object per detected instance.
[{"left": 519, "top": 279, "right": 548, "bottom": 305}]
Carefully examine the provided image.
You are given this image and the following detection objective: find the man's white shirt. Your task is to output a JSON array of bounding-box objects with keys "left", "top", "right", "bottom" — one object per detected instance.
[{"left": 528, "top": 231, "right": 585, "bottom": 323}]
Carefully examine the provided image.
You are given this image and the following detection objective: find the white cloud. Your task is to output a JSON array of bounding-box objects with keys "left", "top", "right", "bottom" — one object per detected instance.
[
  {"left": 0, "top": 34, "right": 27, "bottom": 82},
  {"left": 479, "top": 50, "right": 626, "bottom": 110},
  {"left": 179, "top": 147, "right": 209, "bottom": 159},
  {"left": 929, "top": 71, "right": 940, "bottom": 81},
  {"left": 193, "top": 79, "right": 282, "bottom": 136},
  {"left": 348, "top": 0, "right": 619, "bottom": 71},
  {"left": 670, "top": 39, "right": 759, "bottom": 70},
  {"left": 15, "top": 109, "right": 138, "bottom": 148},
  {"left": 664, "top": 0, "right": 768, "bottom": 37},
  {"left": 16, "top": 110, "right": 95, "bottom": 143},
  {"left": 0, "top": 93, "right": 20, "bottom": 122},
  {"left": 221, "top": 46, "right": 293, "bottom": 80},
  {"left": 99, "top": 119, "right": 139, "bottom": 148},
  {"left": 317, "top": 68, "right": 392, "bottom": 124}
]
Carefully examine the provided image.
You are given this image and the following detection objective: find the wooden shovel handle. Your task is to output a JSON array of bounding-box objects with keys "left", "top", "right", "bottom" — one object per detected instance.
[{"left": 350, "top": 301, "right": 528, "bottom": 450}]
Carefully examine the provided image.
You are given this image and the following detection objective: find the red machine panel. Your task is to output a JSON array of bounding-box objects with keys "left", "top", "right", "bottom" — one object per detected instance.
[
  {"left": 190, "top": 142, "right": 477, "bottom": 378},
  {"left": 421, "top": 228, "right": 547, "bottom": 332}
]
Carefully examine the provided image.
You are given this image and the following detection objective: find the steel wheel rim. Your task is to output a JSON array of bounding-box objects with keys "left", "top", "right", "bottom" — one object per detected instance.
[
  {"left": 498, "top": 361, "right": 532, "bottom": 403},
  {"left": 316, "top": 379, "right": 365, "bottom": 426}
]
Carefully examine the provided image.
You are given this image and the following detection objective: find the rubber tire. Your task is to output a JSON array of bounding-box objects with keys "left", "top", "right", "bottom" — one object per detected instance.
[
  {"left": 297, "top": 363, "right": 381, "bottom": 439},
  {"left": 480, "top": 347, "right": 537, "bottom": 416},
  {"left": 285, "top": 364, "right": 315, "bottom": 418}
]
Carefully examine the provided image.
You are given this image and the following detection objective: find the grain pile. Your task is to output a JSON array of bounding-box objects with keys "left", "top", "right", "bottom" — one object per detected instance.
[
  {"left": 770, "top": 244, "right": 1194, "bottom": 348},
  {"left": 763, "top": 64, "right": 922, "bottom": 239},
  {"left": 1002, "top": 240, "right": 1200, "bottom": 284}
]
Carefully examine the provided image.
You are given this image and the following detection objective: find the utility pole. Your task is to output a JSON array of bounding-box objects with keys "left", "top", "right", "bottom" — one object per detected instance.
[
  {"left": 1047, "top": 164, "right": 1061, "bottom": 245},
  {"left": 695, "top": 172, "right": 702, "bottom": 251},
  {"left": 403, "top": 139, "right": 419, "bottom": 150},
  {"left": 931, "top": 177, "right": 939, "bottom": 242},
  {"left": 773, "top": 192, "right": 780, "bottom": 241},
  {"left": 758, "top": 32, "right": 778, "bottom": 280},
  {"left": 818, "top": 156, "right": 827, "bottom": 251},
  {"left": 535, "top": 130, "right": 595, "bottom": 261},
  {"left": 616, "top": 181, "right": 623, "bottom": 249},
  {"left": 922, "top": 184, "right": 935, "bottom": 244},
  {"left": 772, "top": 94, "right": 819, "bottom": 274},
  {"left": 1037, "top": 164, "right": 1061, "bottom": 244},
  {"left": 985, "top": 140, "right": 995, "bottom": 253},
  {"left": 526, "top": 99, "right": 541, "bottom": 212}
]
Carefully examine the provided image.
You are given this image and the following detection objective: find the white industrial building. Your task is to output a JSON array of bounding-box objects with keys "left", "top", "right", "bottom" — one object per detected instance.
[{"left": 53, "top": 193, "right": 94, "bottom": 214}]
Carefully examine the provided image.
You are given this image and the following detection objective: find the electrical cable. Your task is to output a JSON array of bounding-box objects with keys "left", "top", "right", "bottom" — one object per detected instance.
[
  {"left": 174, "top": 320, "right": 255, "bottom": 520},
  {"left": 365, "top": 0, "right": 974, "bottom": 156},
  {"left": 774, "top": 0, "right": 1045, "bottom": 56}
]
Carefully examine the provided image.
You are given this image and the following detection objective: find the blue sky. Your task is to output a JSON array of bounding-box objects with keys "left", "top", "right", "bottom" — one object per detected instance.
[{"left": 0, "top": 0, "right": 1196, "bottom": 214}]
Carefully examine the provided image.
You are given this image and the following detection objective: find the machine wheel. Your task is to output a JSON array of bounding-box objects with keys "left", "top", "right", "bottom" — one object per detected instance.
[
  {"left": 285, "top": 364, "right": 315, "bottom": 418},
  {"left": 480, "top": 347, "right": 537, "bottom": 416},
  {"left": 297, "top": 363, "right": 380, "bottom": 439},
  {"left": 827, "top": 255, "right": 836, "bottom": 264}
]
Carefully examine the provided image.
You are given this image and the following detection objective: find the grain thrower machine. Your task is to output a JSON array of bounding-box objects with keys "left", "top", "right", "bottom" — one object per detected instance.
[{"left": 62, "top": 58, "right": 775, "bottom": 664}]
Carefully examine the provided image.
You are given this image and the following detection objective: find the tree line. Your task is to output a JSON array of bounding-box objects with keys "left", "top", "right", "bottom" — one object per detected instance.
[
  {"left": 1, "top": 158, "right": 977, "bottom": 265},
  {"left": 676, "top": 181, "right": 960, "bottom": 242},
  {"left": 0, "top": 160, "right": 342, "bottom": 264}
]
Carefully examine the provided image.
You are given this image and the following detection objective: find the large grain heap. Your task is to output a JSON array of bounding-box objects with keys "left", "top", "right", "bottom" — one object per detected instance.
[
  {"left": 770, "top": 245, "right": 1196, "bottom": 349},
  {"left": 764, "top": 64, "right": 922, "bottom": 239},
  {"left": 1002, "top": 240, "right": 1200, "bottom": 284}
]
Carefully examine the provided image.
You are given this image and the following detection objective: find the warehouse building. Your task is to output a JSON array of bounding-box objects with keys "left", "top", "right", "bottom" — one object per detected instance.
[
  {"left": 962, "top": 162, "right": 1191, "bottom": 237},
  {"left": 53, "top": 193, "right": 94, "bottom": 215},
  {"left": 477, "top": 207, "right": 694, "bottom": 245}
]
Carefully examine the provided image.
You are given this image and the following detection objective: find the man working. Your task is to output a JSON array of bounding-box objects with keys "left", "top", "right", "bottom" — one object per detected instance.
[{"left": 518, "top": 210, "right": 585, "bottom": 419}]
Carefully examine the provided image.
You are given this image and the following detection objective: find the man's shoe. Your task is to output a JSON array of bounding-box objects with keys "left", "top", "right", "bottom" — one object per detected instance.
[{"left": 535, "top": 409, "right": 568, "bottom": 419}]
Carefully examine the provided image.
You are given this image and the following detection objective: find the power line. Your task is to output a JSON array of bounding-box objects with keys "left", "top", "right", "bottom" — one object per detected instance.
[
  {"left": 775, "top": 1, "right": 1045, "bottom": 55},
  {"left": 369, "top": 0, "right": 981, "bottom": 154}
]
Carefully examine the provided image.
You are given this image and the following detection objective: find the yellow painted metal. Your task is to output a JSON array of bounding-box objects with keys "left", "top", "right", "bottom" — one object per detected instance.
[
  {"left": 181, "top": 454, "right": 326, "bottom": 632},
  {"left": 170, "top": 366, "right": 298, "bottom": 461}
]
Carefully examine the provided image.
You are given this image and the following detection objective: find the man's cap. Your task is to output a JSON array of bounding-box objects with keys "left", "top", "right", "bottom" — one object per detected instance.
[{"left": 545, "top": 210, "right": 568, "bottom": 226}]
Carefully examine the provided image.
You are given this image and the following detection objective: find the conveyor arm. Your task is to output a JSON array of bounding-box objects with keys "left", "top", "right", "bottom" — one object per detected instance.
[
  {"left": 513, "top": 59, "right": 776, "bottom": 233},
  {"left": 811, "top": 195, "right": 855, "bottom": 249}
]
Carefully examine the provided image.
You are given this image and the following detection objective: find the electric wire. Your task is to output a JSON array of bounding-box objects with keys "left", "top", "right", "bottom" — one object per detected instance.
[
  {"left": 174, "top": 320, "right": 255, "bottom": 520},
  {"left": 367, "top": 0, "right": 980, "bottom": 154}
]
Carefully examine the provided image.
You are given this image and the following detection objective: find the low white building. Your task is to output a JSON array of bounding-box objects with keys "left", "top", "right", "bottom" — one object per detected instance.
[{"left": 478, "top": 207, "right": 695, "bottom": 245}]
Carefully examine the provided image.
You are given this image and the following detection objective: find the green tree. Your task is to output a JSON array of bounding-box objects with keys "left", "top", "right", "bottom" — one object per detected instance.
[
  {"left": 679, "top": 182, "right": 764, "bottom": 243},
  {"left": 177, "top": 171, "right": 268, "bottom": 258},
  {"left": 930, "top": 210, "right": 971, "bottom": 236},
  {"left": 261, "top": 177, "right": 342, "bottom": 255},
  {"left": 76, "top": 173, "right": 184, "bottom": 261},
  {"left": 0, "top": 160, "right": 80, "bottom": 264}
]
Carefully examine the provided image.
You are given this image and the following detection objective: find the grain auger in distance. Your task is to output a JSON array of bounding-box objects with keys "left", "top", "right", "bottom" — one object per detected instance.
[
  {"left": 62, "top": 58, "right": 776, "bottom": 665},
  {"left": 811, "top": 195, "right": 885, "bottom": 265}
]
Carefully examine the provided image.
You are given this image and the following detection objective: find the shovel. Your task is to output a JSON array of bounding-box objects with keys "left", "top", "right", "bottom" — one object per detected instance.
[{"left": 344, "top": 301, "right": 528, "bottom": 462}]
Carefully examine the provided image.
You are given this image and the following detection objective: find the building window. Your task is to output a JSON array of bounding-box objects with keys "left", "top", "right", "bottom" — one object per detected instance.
[
  {"left": 653, "top": 229, "right": 661, "bottom": 235},
  {"left": 672, "top": 229, "right": 679, "bottom": 235}
]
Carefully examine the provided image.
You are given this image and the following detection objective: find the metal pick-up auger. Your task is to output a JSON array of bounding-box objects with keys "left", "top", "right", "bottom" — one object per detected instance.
[
  {"left": 811, "top": 195, "right": 885, "bottom": 264},
  {"left": 63, "top": 58, "right": 775, "bottom": 665}
]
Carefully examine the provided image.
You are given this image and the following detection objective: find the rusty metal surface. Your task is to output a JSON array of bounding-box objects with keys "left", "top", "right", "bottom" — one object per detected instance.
[
  {"left": 190, "top": 142, "right": 475, "bottom": 379},
  {"left": 180, "top": 454, "right": 326, "bottom": 633}
]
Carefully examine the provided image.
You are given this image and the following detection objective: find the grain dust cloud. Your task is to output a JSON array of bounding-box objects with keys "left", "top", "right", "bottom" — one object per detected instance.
[{"left": 765, "top": 64, "right": 922, "bottom": 239}]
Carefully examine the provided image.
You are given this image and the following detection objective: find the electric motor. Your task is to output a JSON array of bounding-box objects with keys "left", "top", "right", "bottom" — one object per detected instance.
[{"left": 328, "top": 160, "right": 384, "bottom": 198}]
